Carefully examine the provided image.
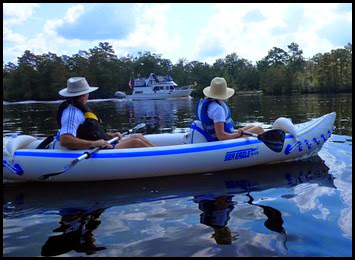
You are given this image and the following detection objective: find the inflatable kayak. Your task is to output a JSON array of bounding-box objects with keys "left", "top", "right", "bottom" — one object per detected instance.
[{"left": 3, "top": 112, "right": 336, "bottom": 182}]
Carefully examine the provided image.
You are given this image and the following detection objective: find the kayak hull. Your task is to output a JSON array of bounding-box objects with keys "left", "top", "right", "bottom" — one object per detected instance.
[{"left": 3, "top": 112, "right": 336, "bottom": 182}]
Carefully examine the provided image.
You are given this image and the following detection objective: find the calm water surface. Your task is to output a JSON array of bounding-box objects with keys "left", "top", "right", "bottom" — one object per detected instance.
[{"left": 3, "top": 93, "right": 352, "bottom": 256}]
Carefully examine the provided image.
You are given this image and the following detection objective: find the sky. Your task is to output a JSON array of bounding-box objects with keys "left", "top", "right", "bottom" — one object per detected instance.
[{"left": 3, "top": 3, "right": 352, "bottom": 66}]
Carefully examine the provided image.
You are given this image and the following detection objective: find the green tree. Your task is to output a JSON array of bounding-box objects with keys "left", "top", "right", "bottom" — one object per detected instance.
[
  {"left": 260, "top": 65, "right": 287, "bottom": 95},
  {"left": 36, "top": 52, "right": 70, "bottom": 100}
]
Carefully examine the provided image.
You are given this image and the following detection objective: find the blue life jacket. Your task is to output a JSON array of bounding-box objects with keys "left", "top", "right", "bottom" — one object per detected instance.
[{"left": 195, "top": 98, "right": 235, "bottom": 141}]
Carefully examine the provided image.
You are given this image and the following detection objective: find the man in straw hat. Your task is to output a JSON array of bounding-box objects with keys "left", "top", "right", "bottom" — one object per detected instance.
[
  {"left": 196, "top": 77, "right": 264, "bottom": 142},
  {"left": 57, "top": 77, "right": 156, "bottom": 149}
]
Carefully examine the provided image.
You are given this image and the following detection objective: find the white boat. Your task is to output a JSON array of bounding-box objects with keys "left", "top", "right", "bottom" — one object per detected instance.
[
  {"left": 3, "top": 112, "right": 336, "bottom": 182},
  {"left": 124, "top": 73, "right": 194, "bottom": 100}
]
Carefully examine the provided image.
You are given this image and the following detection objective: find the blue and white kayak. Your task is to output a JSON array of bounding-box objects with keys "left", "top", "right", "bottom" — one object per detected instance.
[{"left": 3, "top": 112, "right": 336, "bottom": 182}]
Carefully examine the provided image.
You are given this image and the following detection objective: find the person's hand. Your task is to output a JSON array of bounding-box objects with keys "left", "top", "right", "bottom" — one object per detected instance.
[
  {"left": 109, "top": 132, "right": 123, "bottom": 141},
  {"left": 92, "top": 139, "right": 113, "bottom": 149},
  {"left": 235, "top": 128, "right": 243, "bottom": 138}
]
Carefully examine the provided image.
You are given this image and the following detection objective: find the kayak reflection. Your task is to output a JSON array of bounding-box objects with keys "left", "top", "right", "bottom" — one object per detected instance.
[
  {"left": 4, "top": 156, "right": 335, "bottom": 256},
  {"left": 246, "top": 193, "right": 288, "bottom": 250}
]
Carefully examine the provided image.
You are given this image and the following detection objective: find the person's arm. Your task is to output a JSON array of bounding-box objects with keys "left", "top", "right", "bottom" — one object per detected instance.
[
  {"left": 214, "top": 123, "right": 242, "bottom": 140},
  {"left": 59, "top": 106, "right": 112, "bottom": 149},
  {"left": 209, "top": 103, "right": 242, "bottom": 140},
  {"left": 60, "top": 134, "right": 113, "bottom": 150}
]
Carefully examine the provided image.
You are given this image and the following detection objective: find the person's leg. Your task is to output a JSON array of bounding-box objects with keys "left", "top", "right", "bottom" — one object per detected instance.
[
  {"left": 114, "top": 134, "right": 157, "bottom": 149},
  {"left": 129, "top": 134, "right": 157, "bottom": 147},
  {"left": 239, "top": 125, "right": 254, "bottom": 132},
  {"left": 114, "top": 138, "right": 148, "bottom": 149},
  {"left": 240, "top": 125, "right": 265, "bottom": 136}
]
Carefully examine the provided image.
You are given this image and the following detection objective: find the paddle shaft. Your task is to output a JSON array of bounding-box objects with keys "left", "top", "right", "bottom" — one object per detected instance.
[
  {"left": 241, "top": 131, "right": 259, "bottom": 138},
  {"left": 38, "top": 123, "right": 145, "bottom": 180},
  {"left": 77, "top": 128, "right": 133, "bottom": 161}
]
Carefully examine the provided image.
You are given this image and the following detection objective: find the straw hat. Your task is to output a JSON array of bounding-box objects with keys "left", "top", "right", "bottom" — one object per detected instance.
[
  {"left": 203, "top": 77, "right": 235, "bottom": 100},
  {"left": 59, "top": 77, "right": 98, "bottom": 97}
]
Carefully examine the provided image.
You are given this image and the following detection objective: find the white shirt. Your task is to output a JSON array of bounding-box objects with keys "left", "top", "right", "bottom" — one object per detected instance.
[
  {"left": 207, "top": 101, "right": 226, "bottom": 123},
  {"left": 59, "top": 105, "right": 85, "bottom": 137}
]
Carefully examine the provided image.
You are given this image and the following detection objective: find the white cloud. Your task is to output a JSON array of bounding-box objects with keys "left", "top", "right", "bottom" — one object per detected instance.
[
  {"left": 111, "top": 3, "right": 181, "bottom": 58},
  {"left": 63, "top": 4, "right": 84, "bottom": 23},
  {"left": 2, "top": 3, "right": 352, "bottom": 65},
  {"left": 3, "top": 27, "right": 26, "bottom": 43},
  {"left": 3, "top": 4, "right": 90, "bottom": 63},
  {"left": 192, "top": 3, "right": 351, "bottom": 64},
  {"left": 3, "top": 3, "right": 40, "bottom": 25}
]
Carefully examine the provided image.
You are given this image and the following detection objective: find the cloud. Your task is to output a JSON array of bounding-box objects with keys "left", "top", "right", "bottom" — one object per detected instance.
[
  {"left": 56, "top": 3, "right": 136, "bottom": 41},
  {"left": 2, "top": 3, "right": 352, "bottom": 66},
  {"left": 110, "top": 3, "right": 182, "bottom": 59},
  {"left": 318, "top": 17, "right": 352, "bottom": 46},
  {"left": 191, "top": 3, "right": 352, "bottom": 64},
  {"left": 242, "top": 9, "right": 266, "bottom": 23},
  {"left": 3, "top": 3, "right": 40, "bottom": 25},
  {"left": 196, "top": 39, "right": 226, "bottom": 61}
]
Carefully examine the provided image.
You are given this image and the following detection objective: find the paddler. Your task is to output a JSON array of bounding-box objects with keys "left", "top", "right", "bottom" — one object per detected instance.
[
  {"left": 57, "top": 77, "right": 157, "bottom": 149},
  {"left": 196, "top": 77, "right": 264, "bottom": 142}
]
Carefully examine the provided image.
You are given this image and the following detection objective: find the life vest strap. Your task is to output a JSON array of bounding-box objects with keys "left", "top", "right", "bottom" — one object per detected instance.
[
  {"left": 190, "top": 121, "right": 216, "bottom": 142},
  {"left": 85, "top": 112, "right": 99, "bottom": 121}
]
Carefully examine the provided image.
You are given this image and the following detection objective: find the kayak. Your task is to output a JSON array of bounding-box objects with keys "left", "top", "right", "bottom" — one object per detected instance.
[{"left": 3, "top": 112, "right": 336, "bottom": 182}]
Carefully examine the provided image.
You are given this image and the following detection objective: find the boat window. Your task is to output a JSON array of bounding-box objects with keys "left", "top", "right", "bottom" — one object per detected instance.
[
  {"left": 134, "top": 91, "right": 143, "bottom": 94},
  {"left": 170, "top": 86, "right": 174, "bottom": 90},
  {"left": 153, "top": 87, "right": 159, "bottom": 91},
  {"left": 160, "top": 86, "right": 164, "bottom": 90},
  {"left": 166, "top": 86, "right": 169, "bottom": 90},
  {"left": 134, "top": 79, "right": 145, "bottom": 87}
]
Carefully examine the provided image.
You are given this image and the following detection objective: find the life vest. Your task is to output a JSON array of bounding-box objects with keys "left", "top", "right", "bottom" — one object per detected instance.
[
  {"left": 195, "top": 98, "right": 234, "bottom": 142},
  {"left": 57, "top": 100, "right": 110, "bottom": 141}
]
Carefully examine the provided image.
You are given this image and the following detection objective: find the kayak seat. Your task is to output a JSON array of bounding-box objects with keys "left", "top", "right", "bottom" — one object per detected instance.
[
  {"left": 186, "top": 120, "right": 208, "bottom": 144},
  {"left": 36, "top": 135, "right": 54, "bottom": 149}
]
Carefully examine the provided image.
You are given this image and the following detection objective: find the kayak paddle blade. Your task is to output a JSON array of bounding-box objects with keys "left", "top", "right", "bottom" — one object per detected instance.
[{"left": 38, "top": 158, "right": 80, "bottom": 180}]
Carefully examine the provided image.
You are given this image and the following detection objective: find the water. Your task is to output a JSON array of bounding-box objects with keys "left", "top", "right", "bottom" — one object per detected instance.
[
  {"left": 3, "top": 93, "right": 352, "bottom": 256},
  {"left": 3, "top": 93, "right": 352, "bottom": 137}
]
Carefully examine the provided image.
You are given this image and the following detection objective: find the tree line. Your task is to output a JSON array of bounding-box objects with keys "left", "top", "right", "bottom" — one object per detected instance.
[{"left": 3, "top": 42, "right": 352, "bottom": 101}]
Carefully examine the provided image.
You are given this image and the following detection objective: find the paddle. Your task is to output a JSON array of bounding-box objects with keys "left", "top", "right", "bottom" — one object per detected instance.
[
  {"left": 242, "top": 129, "right": 285, "bottom": 153},
  {"left": 38, "top": 123, "right": 146, "bottom": 180}
]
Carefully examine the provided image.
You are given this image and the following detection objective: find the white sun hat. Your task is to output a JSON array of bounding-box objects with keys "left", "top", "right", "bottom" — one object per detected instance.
[
  {"left": 59, "top": 77, "right": 98, "bottom": 97},
  {"left": 203, "top": 77, "right": 235, "bottom": 100}
]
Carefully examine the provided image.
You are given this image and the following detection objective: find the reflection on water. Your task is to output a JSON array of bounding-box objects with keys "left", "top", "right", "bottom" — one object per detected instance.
[
  {"left": 41, "top": 208, "right": 107, "bottom": 256},
  {"left": 113, "top": 98, "right": 194, "bottom": 134},
  {"left": 4, "top": 156, "right": 345, "bottom": 256},
  {"left": 2, "top": 93, "right": 352, "bottom": 256},
  {"left": 245, "top": 193, "right": 288, "bottom": 250},
  {"left": 194, "top": 194, "right": 238, "bottom": 245},
  {"left": 2, "top": 93, "right": 352, "bottom": 137}
]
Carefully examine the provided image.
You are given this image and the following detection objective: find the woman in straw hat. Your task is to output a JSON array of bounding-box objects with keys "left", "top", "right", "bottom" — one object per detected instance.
[
  {"left": 57, "top": 77, "right": 156, "bottom": 150},
  {"left": 196, "top": 77, "right": 264, "bottom": 142}
]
